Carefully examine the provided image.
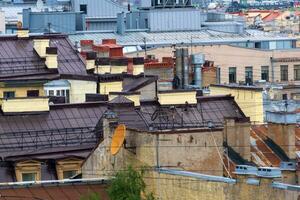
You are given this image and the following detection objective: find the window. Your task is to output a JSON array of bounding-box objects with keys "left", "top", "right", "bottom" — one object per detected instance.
[
  {"left": 229, "top": 67, "right": 236, "bottom": 83},
  {"left": 48, "top": 90, "right": 54, "bottom": 96},
  {"left": 80, "top": 4, "right": 87, "bottom": 14},
  {"left": 27, "top": 90, "right": 39, "bottom": 97},
  {"left": 3, "top": 91, "right": 15, "bottom": 99},
  {"left": 282, "top": 94, "right": 288, "bottom": 100},
  {"left": 294, "top": 65, "right": 300, "bottom": 80},
  {"left": 261, "top": 66, "right": 269, "bottom": 81},
  {"left": 61, "top": 90, "right": 65, "bottom": 97},
  {"left": 245, "top": 66, "right": 253, "bottom": 85},
  {"left": 66, "top": 89, "right": 70, "bottom": 103},
  {"left": 56, "top": 90, "right": 61, "bottom": 96},
  {"left": 22, "top": 172, "right": 36, "bottom": 182},
  {"left": 63, "top": 170, "right": 77, "bottom": 179},
  {"left": 145, "top": 18, "right": 149, "bottom": 29},
  {"left": 280, "top": 65, "right": 288, "bottom": 81}
]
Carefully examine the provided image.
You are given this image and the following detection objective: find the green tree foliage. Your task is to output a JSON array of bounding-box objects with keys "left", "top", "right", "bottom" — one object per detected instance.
[{"left": 107, "top": 166, "right": 156, "bottom": 200}]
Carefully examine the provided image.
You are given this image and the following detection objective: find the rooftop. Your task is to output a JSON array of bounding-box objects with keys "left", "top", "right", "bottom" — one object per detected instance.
[
  {"left": 0, "top": 34, "right": 91, "bottom": 82},
  {"left": 69, "top": 29, "right": 295, "bottom": 47},
  {"left": 210, "top": 84, "right": 264, "bottom": 91}
]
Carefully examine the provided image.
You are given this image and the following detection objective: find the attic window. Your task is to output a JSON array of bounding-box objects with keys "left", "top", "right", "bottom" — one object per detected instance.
[
  {"left": 63, "top": 170, "right": 77, "bottom": 179},
  {"left": 22, "top": 172, "right": 37, "bottom": 182},
  {"left": 3, "top": 91, "right": 15, "bottom": 99}
]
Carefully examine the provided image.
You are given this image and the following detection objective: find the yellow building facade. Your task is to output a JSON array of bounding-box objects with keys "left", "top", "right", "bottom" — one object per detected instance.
[{"left": 210, "top": 85, "right": 264, "bottom": 123}]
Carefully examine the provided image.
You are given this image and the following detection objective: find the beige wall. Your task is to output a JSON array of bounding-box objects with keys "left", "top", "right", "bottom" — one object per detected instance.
[
  {"left": 82, "top": 118, "right": 225, "bottom": 178},
  {"left": 68, "top": 80, "right": 97, "bottom": 103},
  {"left": 210, "top": 86, "right": 264, "bottom": 123},
  {"left": 145, "top": 172, "right": 300, "bottom": 200},
  {"left": 0, "top": 85, "right": 45, "bottom": 99},
  {"left": 1, "top": 97, "right": 49, "bottom": 113},
  {"left": 132, "top": 45, "right": 300, "bottom": 84}
]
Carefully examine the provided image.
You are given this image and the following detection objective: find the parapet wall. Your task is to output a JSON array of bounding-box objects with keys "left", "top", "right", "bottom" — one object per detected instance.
[{"left": 145, "top": 170, "right": 300, "bottom": 200}]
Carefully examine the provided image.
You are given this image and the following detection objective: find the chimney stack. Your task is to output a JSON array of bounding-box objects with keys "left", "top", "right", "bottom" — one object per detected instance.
[
  {"left": 116, "top": 12, "right": 125, "bottom": 35},
  {"left": 45, "top": 47, "right": 58, "bottom": 69},
  {"left": 34, "top": 39, "right": 50, "bottom": 58},
  {"left": 267, "top": 123, "right": 296, "bottom": 159},
  {"left": 86, "top": 52, "right": 97, "bottom": 71},
  {"left": 132, "top": 57, "right": 144, "bottom": 75},
  {"left": 16, "top": 29, "right": 29, "bottom": 38}
]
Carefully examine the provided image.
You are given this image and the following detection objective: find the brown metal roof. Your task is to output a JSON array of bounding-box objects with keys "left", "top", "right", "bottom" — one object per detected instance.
[
  {"left": 0, "top": 34, "right": 89, "bottom": 81},
  {"left": 0, "top": 102, "right": 107, "bottom": 161},
  {"left": 0, "top": 181, "right": 109, "bottom": 200}
]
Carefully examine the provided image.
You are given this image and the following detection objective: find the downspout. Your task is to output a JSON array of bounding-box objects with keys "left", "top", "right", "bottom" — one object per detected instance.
[{"left": 270, "top": 53, "right": 275, "bottom": 83}]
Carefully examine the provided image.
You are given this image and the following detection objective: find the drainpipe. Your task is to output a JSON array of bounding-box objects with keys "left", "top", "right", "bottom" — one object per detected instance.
[{"left": 270, "top": 55, "right": 275, "bottom": 83}]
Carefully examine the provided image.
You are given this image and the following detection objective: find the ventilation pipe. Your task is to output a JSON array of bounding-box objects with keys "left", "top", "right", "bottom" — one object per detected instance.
[
  {"left": 16, "top": 29, "right": 29, "bottom": 38},
  {"left": 116, "top": 12, "right": 125, "bottom": 35},
  {"left": 191, "top": 54, "right": 205, "bottom": 88},
  {"left": 85, "top": 52, "right": 96, "bottom": 70},
  {"left": 175, "top": 49, "right": 183, "bottom": 89},
  {"left": 45, "top": 47, "right": 58, "bottom": 69},
  {"left": 182, "top": 48, "right": 189, "bottom": 88}
]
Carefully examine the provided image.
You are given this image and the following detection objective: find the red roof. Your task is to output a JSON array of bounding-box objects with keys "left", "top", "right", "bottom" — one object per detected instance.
[{"left": 262, "top": 11, "right": 281, "bottom": 22}]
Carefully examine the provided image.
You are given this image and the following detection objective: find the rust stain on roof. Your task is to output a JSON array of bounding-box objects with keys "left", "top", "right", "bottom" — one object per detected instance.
[{"left": 250, "top": 125, "right": 282, "bottom": 167}]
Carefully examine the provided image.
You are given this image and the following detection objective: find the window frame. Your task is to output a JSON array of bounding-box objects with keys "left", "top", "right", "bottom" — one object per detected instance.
[
  {"left": 294, "top": 65, "right": 300, "bottom": 81},
  {"left": 245, "top": 66, "right": 253, "bottom": 85},
  {"left": 27, "top": 90, "right": 39, "bottom": 97},
  {"left": 229, "top": 67, "right": 237, "bottom": 83},
  {"left": 3, "top": 91, "right": 15, "bottom": 99},
  {"left": 22, "top": 172, "right": 37, "bottom": 182},
  {"left": 280, "top": 65, "right": 289, "bottom": 81},
  {"left": 261, "top": 66, "right": 269, "bottom": 81}
]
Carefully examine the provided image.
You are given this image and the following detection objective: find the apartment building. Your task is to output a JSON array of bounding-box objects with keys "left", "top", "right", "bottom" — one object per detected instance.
[{"left": 134, "top": 45, "right": 300, "bottom": 85}]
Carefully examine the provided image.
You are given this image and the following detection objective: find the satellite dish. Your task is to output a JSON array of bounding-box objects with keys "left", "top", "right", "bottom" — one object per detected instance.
[{"left": 110, "top": 124, "right": 126, "bottom": 155}]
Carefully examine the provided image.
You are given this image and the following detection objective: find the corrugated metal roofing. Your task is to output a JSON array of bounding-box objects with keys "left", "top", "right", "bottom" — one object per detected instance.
[{"left": 69, "top": 29, "right": 295, "bottom": 47}]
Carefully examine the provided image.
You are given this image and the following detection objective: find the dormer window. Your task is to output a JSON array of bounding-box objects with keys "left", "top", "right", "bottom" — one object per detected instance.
[
  {"left": 15, "top": 160, "right": 41, "bottom": 182},
  {"left": 56, "top": 157, "right": 83, "bottom": 180}
]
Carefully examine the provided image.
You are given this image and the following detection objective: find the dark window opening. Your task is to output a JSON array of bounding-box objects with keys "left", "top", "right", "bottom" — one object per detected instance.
[
  {"left": 3, "top": 91, "right": 15, "bottom": 99},
  {"left": 261, "top": 66, "right": 269, "bottom": 81},
  {"left": 294, "top": 65, "right": 300, "bottom": 80},
  {"left": 80, "top": 4, "right": 87, "bottom": 14},
  {"left": 245, "top": 66, "right": 253, "bottom": 85},
  {"left": 282, "top": 94, "right": 288, "bottom": 100},
  {"left": 27, "top": 90, "right": 39, "bottom": 97},
  {"left": 229, "top": 67, "right": 236, "bottom": 83},
  {"left": 280, "top": 65, "right": 288, "bottom": 81}
]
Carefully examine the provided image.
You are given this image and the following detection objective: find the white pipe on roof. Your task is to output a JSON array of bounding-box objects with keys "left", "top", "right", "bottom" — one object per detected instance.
[{"left": 0, "top": 177, "right": 109, "bottom": 186}]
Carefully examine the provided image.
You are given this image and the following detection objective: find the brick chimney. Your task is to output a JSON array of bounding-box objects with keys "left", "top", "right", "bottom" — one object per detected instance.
[
  {"left": 16, "top": 29, "right": 29, "bottom": 38},
  {"left": 267, "top": 123, "right": 296, "bottom": 159},
  {"left": 224, "top": 119, "right": 251, "bottom": 161},
  {"left": 132, "top": 57, "right": 145, "bottom": 75},
  {"left": 45, "top": 47, "right": 58, "bottom": 69},
  {"left": 33, "top": 39, "right": 50, "bottom": 58},
  {"left": 86, "top": 52, "right": 96, "bottom": 70}
]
